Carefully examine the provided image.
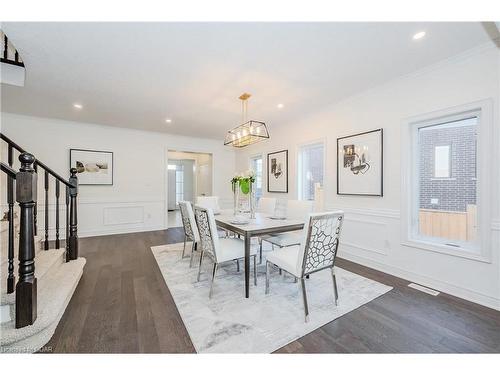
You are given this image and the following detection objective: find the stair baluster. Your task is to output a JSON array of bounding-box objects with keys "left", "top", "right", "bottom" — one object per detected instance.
[
  {"left": 15, "top": 153, "right": 38, "bottom": 328},
  {"left": 7, "top": 145, "right": 15, "bottom": 294},
  {"left": 68, "top": 168, "right": 79, "bottom": 261},
  {"left": 44, "top": 170, "right": 49, "bottom": 250},
  {"left": 65, "top": 186, "right": 70, "bottom": 261},
  {"left": 55, "top": 180, "right": 60, "bottom": 249}
]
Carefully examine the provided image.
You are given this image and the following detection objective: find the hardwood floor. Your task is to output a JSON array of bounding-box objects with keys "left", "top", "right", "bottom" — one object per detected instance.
[{"left": 43, "top": 229, "right": 500, "bottom": 353}]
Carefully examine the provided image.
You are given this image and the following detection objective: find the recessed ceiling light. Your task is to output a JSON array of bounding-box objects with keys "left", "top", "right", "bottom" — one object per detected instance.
[
  {"left": 413, "top": 31, "right": 426, "bottom": 40},
  {"left": 277, "top": 103, "right": 284, "bottom": 109},
  {"left": 165, "top": 118, "right": 172, "bottom": 124},
  {"left": 73, "top": 103, "right": 83, "bottom": 109}
]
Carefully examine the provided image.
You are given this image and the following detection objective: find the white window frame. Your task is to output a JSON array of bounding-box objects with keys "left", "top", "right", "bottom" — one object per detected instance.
[
  {"left": 433, "top": 144, "right": 451, "bottom": 178},
  {"left": 401, "top": 100, "right": 493, "bottom": 263},
  {"left": 297, "top": 139, "right": 326, "bottom": 201},
  {"left": 249, "top": 153, "right": 263, "bottom": 198}
]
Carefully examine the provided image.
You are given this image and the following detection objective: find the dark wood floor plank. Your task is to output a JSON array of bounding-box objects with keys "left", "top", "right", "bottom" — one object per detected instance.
[{"left": 41, "top": 228, "right": 500, "bottom": 354}]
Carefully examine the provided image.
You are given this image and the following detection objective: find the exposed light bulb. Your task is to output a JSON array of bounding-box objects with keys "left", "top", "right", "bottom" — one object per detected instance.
[
  {"left": 413, "top": 31, "right": 426, "bottom": 40},
  {"left": 73, "top": 103, "right": 83, "bottom": 109}
]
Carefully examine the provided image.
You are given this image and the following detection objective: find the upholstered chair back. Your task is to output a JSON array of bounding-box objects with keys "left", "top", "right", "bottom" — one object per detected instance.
[
  {"left": 257, "top": 197, "right": 277, "bottom": 215},
  {"left": 286, "top": 200, "right": 315, "bottom": 220},
  {"left": 196, "top": 196, "right": 220, "bottom": 212}
]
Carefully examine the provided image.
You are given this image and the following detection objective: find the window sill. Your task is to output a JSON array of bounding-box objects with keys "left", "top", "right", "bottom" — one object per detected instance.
[{"left": 401, "top": 238, "right": 491, "bottom": 263}]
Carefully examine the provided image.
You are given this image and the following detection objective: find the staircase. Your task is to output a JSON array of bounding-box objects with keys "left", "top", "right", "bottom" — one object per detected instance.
[{"left": 0, "top": 133, "right": 85, "bottom": 353}]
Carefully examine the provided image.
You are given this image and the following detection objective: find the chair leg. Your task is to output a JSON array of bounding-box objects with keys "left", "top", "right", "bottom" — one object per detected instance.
[
  {"left": 331, "top": 267, "right": 339, "bottom": 306},
  {"left": 300, "top": 278, "right": 309, "bottom": 323},
  {"left": 189, "top": 242, "right": 196, "bottom": 268},
  {"left": 265, "top": 261, "right": 270, "bottom": 294},
  {"left": 236, "top": 259, "right": 240, "bottom": 272},
  {"left": 253, "top": 255, "right": 257, "bottom": 286},
  {"left": 181, "top": 238, "right": 187, "bottom": 258},
  {"left": 197, "top": 250, "right": 205, "bottom": 282},
  {"left": 294, "top": 276, "right": 298, "bottom": 283},
  {"left": 259, "top": 238, "right": 263, "bottom": 264},
  {"left": 209, "top": 263, "right": 218, "bottom": 299}
]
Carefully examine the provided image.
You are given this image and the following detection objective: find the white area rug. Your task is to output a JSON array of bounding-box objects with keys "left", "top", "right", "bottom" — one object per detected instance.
[{"left": 151, "top": 243, "right": 392, "bottom": 353}]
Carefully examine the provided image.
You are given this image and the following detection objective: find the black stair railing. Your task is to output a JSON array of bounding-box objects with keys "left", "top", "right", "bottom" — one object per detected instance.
[{"left": 1, "top": 132, "right": 79, "bottom": 328}]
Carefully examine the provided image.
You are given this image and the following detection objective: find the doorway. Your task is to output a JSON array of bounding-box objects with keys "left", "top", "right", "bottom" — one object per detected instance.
[{"left": 167, "top": 150, "right": 213, "bottom": 227}]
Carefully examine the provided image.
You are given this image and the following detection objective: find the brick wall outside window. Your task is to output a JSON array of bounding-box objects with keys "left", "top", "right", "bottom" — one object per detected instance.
[{"left": 419, "top": 123, "right": 476, "bottom": 212}]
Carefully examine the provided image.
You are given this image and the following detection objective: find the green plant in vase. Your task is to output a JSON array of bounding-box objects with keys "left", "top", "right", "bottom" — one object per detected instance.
[{"left": 231, "top": 170, "right": 256, "bottom": 218}]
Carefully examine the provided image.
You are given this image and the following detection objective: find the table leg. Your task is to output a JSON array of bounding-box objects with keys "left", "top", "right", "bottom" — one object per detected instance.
[{"left": 244, "top": 234, "right": 250, "bottom": 298}]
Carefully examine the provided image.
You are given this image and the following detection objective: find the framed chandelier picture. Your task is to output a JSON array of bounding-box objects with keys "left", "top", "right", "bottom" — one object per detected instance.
[
  {"left": 267, "top": 150, "right": 288, "bottom": 193},
  {"left": 337, "top": 128, "right": 383, "bottom": 196}
]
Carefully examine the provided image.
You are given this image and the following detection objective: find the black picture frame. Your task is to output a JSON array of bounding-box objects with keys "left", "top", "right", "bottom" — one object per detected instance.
[
  {"left": 70, "top": 148, "right": 114, "bottom": 186},
  {"left": 267, "top": 149, "right": 288, "bottom": 193},
  {"left": 336, "top": 128, "right": 383, "bottom": 196}
]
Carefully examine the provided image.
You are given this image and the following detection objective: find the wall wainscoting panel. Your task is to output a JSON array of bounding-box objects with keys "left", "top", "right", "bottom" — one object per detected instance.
[{"left": 103, "top": 206, "right": 144, "bottom": 226}]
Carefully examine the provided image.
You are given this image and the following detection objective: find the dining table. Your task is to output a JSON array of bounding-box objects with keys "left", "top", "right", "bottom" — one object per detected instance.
[{"left": 215, "top": 210, "right": 305, "bottom": 298}]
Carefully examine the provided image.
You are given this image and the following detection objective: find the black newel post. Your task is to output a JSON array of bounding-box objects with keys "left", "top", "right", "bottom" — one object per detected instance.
[
  {"left": 15, "top": 152, "right": 38, "bottom": 328},
  {"left": 67, "top": 168, "right": 78, "bottom": 261},
  {"left": 7, "top": 145, "right": 15, "bottom": 294},
  {"left": 33, "top": 163, "right": 38, "bottom": 236}
]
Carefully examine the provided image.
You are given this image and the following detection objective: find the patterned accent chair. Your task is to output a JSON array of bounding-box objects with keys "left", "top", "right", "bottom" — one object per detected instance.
[
  {"left": 178, "top": 201, "right": 201, "bottom": 268},
  {"left": 194, "top": 205, "right": 258, "bottom": 299},
  {"left": 265, "top": 211, "right": 344, "bottom": 322}
]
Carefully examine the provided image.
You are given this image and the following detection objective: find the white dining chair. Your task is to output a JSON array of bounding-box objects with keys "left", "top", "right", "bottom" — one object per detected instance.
[
  {"left": 256, "top": 197, "right": 276, "bottom": 215},
  {"left": 265, "top": 211, "right": 344, "bottom": 322},
  {"left": 196, "top": 196, "right": 221, "bottom": 213},
  {"left": 178, "top": 201, "right": 200, "bottom": 268},
  {"left": 194, "top": 205, "right": 258, "bottom": 298},
  {"left": 263, "top": 199, "right": 314, "bottom": 250}
]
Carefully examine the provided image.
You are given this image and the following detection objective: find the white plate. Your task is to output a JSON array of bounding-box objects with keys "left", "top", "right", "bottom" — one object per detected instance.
[{"left": 230, "top": 219, "right": 249, "bottom": 225}]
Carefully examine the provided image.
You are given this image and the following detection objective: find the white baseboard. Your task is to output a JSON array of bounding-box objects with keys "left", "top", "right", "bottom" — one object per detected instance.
[{"left": 339, "top": 249, "right": 500, "bottom": 311}]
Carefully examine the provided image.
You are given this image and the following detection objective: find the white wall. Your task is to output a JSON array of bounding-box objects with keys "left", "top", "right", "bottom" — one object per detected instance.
[
  {"left": 1, "top": 113, "right": 235, "bottom": 237},
  {"left": 236, "top": 44, "right": 500, "bottom": 310}
]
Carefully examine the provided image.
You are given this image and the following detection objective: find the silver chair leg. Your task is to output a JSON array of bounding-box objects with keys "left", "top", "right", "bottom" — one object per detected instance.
[
  {"left": 300, "top": 278, "right": 309, "bottom": 323},
  {"left": 189, "top": 242, "right": 196, "bottom": 268},
  {"left": 197, "top": 250, "right": 205, "bottom": 282},
  {"left": 236, "top": 259, "right": 240, "bottom": 272},
  {"left": 253, "top": 255, "right": 257, "bottom": 286},
  {"left": 181, "top": 238, "right": 187, "bottom": 258},
  {"left": 265, "top": 261, "right": 270, "bottom": 294},
  {"left": 331, "top": 267, "right": 339, "bottom": 306},
  {"left": 209, "top": 263, "right": 218, "bottom": 299},
  {"left": 259, "top": 238, "right": 263, "bottom": 264}
]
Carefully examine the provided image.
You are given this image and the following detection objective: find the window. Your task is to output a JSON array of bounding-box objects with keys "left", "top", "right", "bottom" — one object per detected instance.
[
  {"left": 175, "top": 165, "right": 184, "bottom": 205},
  {"left": 298, "top": 142, "right": 324, "bottom": 200},
  {"left": 250, "top": 155, "right": 263, "bottom": 199},
  {"left": 434, "top": 145, "right": 451, "bottom": 178},
  {"left": 412, "top": 113, "right": 478, "bottom": 250}
]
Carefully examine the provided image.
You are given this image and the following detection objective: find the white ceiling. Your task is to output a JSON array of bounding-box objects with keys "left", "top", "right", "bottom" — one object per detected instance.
[{"left": 0, "top": 22, "right": 494, "bottom": 139}]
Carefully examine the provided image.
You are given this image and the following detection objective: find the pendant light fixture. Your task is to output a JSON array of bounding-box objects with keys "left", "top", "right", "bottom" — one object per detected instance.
[{"left": 224, "top": 93, "right": 270, "bottom": 148}]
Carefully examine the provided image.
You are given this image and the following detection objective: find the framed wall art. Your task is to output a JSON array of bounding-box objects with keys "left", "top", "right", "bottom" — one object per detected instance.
[
  {"left": 70, "top": 148, "right": 114, "bottom": 185},
  {"left": 267, "top": 149, "right": 288, "bottom": 193},
  {"left": 337, "top": 128, "right": 383, "bottom": 196}
]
